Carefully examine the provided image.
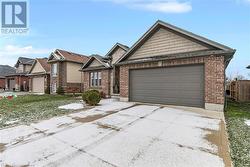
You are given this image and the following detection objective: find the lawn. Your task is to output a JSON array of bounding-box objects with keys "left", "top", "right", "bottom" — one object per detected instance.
[
  {"left": 0, "top": 94, "right": 81, "bottom": 128},
  {"left": 225, "top": 99, "right": 250, "bottom": 167}
]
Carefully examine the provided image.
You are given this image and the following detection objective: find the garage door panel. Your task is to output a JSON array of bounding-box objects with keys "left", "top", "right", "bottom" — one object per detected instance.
[
  {"left": 129, "top": 65, "right": 204, "bottom": 108},
  {"left": 32, "top": 77, "right": 45, "bottom": 93}
]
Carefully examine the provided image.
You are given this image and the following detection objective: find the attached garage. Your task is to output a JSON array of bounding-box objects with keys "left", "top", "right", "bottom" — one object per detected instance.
[
  {"left": 32, "top": 77, "right": 45, "bottom": 93},
  {"left": 129, "top": 65, "right": 204, "bottom": 108},
  {"left": 29, "top": 58, "right": 50, "bottom": 94},
  {"left": 117, "top": 20, "right": 235, "bottom": 112}
]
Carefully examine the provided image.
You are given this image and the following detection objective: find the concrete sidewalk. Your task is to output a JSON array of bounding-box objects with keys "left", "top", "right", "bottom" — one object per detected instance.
[{"left": 0, "top": 99, "right": 231, "bottom": 167}]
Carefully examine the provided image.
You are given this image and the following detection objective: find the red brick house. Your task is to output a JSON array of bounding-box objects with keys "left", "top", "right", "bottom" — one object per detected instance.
[
  {"left": 5, "top": 57, "right": 35, "bottom": 91},
  {"left": 0, "top": 65, "right": 15, "bottom": 90},
  {"left": 28, "top": 58, "right": 51, "bottom": 94},
  {"left": 116, "top": 20, "right": 235, "bottom": 112},
  {"left": 81, "top": 43, "right": 129, "bottom": 97},
  {"left": 47, "top": 49, "right": 89, "bottom": 93}
]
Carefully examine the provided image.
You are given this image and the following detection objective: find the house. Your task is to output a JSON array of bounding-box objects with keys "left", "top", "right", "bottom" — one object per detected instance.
[
  {"left": 47, "top": 49, "right": 89, "bottom": 93},
  {"left": 81, "top": 43, "right": 129, "bottom": 97},
  {"left": 0, "top": 65, "right": 16, "bottom": 90},
  {"left": 115, "top": 20, "right": 235, "bottom": 112},
  {"left": 28, "top": 58, "right": 51, "bottom": 94},
  {"left": 5, "top": 57, "right": 35, "bottom": 91}
]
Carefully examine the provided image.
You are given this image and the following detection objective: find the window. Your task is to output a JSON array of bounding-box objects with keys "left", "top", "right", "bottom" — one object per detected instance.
[
  {"left": 90, "top": 71, "right": 102, "bottom": 87},
  {"left": 52, "top": 63, "right": 57, "bottom": 76}
]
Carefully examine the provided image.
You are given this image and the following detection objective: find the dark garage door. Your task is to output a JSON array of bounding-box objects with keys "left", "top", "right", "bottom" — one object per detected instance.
[{"left": 129, "top": 65, "right": 204, "bottom": 108}]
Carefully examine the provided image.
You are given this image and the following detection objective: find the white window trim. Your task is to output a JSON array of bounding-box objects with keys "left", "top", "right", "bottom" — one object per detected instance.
[{"left": 90, "top": 71, "right": 102, "bottom": 87}]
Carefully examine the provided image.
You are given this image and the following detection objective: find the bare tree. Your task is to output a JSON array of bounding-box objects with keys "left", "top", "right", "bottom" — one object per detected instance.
[{"left": 234, "top": 74, "right": 245, "bottom": 80}]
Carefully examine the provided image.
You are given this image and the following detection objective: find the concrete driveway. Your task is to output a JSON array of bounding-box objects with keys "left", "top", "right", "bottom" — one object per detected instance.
[{"left": 0, "top": 99, "right": 231, "bottom": 167}]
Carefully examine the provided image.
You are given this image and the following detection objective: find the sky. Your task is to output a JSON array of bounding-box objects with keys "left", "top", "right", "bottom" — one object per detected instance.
[{"left": 0, "top": 0, "right": 250, "bottom": 78}]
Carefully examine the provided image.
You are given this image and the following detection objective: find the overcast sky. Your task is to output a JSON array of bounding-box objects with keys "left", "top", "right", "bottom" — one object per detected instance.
[{"left": 0, "top": 0, "right": 250, "bottom": 78}]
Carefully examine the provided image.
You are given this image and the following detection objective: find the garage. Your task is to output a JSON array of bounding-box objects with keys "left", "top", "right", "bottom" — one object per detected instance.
[
  {"left": 32, "top": 77, "right": 45, "bottom": 93},
  {"left": 129, "top": 65, "right": 204, "bottom": 108}
]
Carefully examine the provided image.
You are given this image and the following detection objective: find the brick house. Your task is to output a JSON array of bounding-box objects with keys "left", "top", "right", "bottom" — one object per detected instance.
[
  {"left": 116, "top": 20, "right": 235, "bottom": 112},
  {"left": 5, "top": 57, "right": 35, "bottom": 91},
  {"left": 28, "top": 58, "right": 51, "bottom": 94},
  {"left": 81, "top": 43, "right": 129, "bottom": 97},
  {"left": 47, "top": 49, "right": 89, "bottom": 93},
  {"left": 0, "top": 65, "right": 15, "bottom": 90}
]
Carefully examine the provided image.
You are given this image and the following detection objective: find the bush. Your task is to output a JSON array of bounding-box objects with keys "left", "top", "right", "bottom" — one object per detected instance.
[
  {"left": 56, "top": 86, "right": 65, "bottom": 95},
  {"left": 45, "top": 86, "right": 50, "bottom": 94},
  {"left": 82, "top": 90, "right": 101, "bottom": 106}
]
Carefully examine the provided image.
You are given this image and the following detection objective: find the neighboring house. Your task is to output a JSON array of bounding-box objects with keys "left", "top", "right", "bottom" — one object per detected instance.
[
  {"left": 81, "top": 43, "right": 129, "bottom": 96},
  {"left": 28, "top": 58, "right": 51, "bottom": 94},
  {"left": 47, "top": 49, "right": 89, "bottom": 93},
  {"left": 0, "top": 65, "right": 15, "bottom": 90},
  {"left": 5, "top": 57, "right": 35, "bottom": 91},
  {"left": 116, "top": 20, "right": 235, "bottom": 112}
]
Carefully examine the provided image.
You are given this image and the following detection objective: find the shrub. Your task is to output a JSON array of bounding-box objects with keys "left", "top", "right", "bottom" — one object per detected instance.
[
  {"left": 56, "top": 86, "right": 65, "bottom": 95},
  {"left": 82, "top": 90, "right": 101, "bottom": 106},
  {"left": 45, "top": 86, "right": 50, "bottom": 94}
]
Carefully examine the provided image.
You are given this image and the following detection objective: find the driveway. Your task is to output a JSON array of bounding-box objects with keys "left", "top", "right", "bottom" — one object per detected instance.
[{"left": 0, "top": 99, "right": 231, "bottom": 167}]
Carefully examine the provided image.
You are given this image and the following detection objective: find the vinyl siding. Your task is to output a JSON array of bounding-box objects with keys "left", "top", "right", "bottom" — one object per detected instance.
[
  {"left": 30, "top": 62, "right": 44, "bottom": 73},
  {"left": 111, "top": 48, "right": 126, "bottom": 65},
  {"left": 128, "top": 28, "right": 210, "bottom": 60},
  {"left": 66, "top": 62, "right": 82, "bottom": 83},
  {"left": 89, "top": 59, "right": 104, "bottom": 67}
]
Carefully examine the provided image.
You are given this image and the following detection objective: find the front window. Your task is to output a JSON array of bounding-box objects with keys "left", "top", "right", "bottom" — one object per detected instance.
[
  {"left": 90, "top": 71, "right": 101, "bottom": 87},
  {"left": 52, "top": 63, "right": 57, "bottom": 77}
]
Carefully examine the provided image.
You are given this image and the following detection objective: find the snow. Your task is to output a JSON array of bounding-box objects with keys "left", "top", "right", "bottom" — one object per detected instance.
[
  {"left": 30, "top": 116, "right": 78, "bottom": 134},
  {"left": 0, "top": 100, "right": 226, "bottom": 167},
  {"left": 245, "top": 119, "right": 250, "bottom": 126},
  {"left": 58, "top": 103, "right": 85, "bottom": 110}
]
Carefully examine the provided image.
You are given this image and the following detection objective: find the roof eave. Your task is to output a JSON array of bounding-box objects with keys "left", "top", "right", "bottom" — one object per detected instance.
[{"left": 116, "top": 50, "right": 235, "bottom": 66}]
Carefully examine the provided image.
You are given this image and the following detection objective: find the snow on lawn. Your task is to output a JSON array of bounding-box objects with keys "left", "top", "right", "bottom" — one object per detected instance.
[
  {"left": 58, "top": 103, "right": 85, "bottom": 110},
  {"left": 245, "top": 119, "right": 250, "bottom": 126}
]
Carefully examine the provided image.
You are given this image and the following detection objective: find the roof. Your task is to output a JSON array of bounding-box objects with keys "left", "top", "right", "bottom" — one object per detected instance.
[
  {"left": 117, "top": 20, "right": 235, "bottom": 64},
  {"left": 105, "top": 43, "right": 129, "bottom": 58},
  {"left": 0, "top": 65, "right": 16, "bottom": 78},
  {"left": 15, "top": 57, "right": 35, "bottom": 68},
  {"left": 37, "top": 58, "right": 50, "bottom": 72},
  {"left": 117, "top": 50, "right": 234, "bottom": 67},
  {"left": 247, "top": 65, "right": 250, "bottom": 69},
  {"left": 48, "top": 49, "right": 89, "bottom": 64},
  {"left": 81, "top": 54, "right": 111, "bottom": 70},
  {"left": 29, "top": 58, "right": 51, "bottom": 74}
]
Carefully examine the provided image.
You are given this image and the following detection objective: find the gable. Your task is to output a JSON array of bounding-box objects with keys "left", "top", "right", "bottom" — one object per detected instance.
[
  {"left": 88, "top": 59, "right": 104, "bottom": 68},
  {"left": 110, "top": 47, "right": 126, "bottom": 65},
  {"left": 127, "top": 27, "right": 210, "bottom": 60},
  {"left": 30, "top": 62, "right": 45, "bottom": 74}
]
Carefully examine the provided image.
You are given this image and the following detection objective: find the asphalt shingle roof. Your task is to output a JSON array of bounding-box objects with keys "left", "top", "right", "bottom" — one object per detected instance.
[{"left": 0, "top": 65, "right": 16, "bottom": 78}]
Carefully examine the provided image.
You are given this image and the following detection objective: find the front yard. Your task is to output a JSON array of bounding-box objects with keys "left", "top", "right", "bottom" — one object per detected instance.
[
  {"left": 0, "top": 94, "right": 81, "bottom": 128},
  {"left": 225, "top": 99, "right": 250, "bottom": 167}
]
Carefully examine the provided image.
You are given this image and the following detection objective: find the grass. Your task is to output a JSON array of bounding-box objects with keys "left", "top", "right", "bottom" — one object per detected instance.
[
  {"left": 225, "top": 99, "right": 250, "bottom": 167},
  {"left": 0, "top": 94, "right": 80, "bottom": 128}
]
